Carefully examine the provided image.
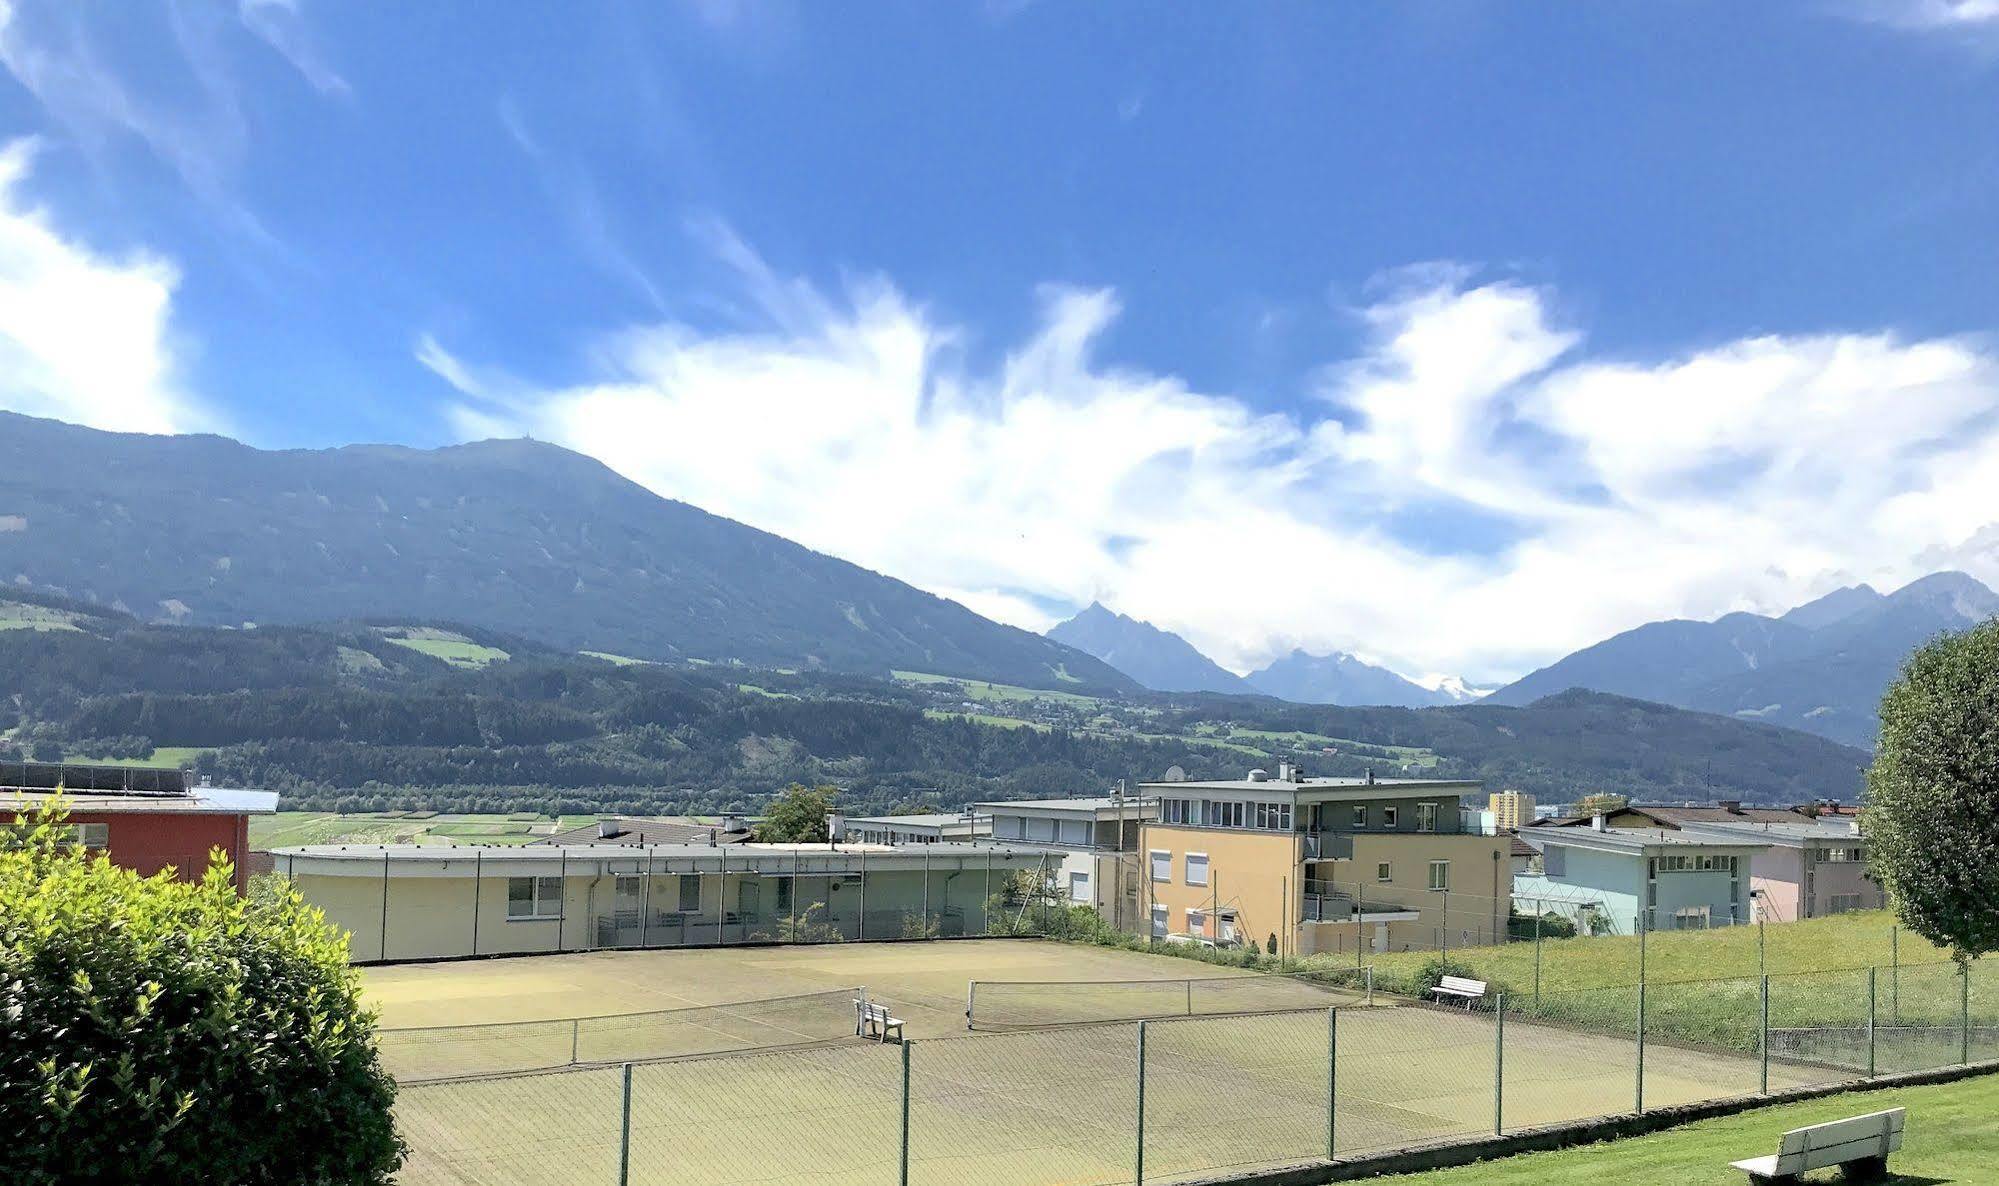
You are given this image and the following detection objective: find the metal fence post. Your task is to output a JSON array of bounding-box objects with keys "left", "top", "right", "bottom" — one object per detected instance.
[
  {"left": 1493, "top": 992, "right": 1505, "bottom": 1136},
  {"left": 1326, "top": 1007, "right": 1337, "bottom": 1161},
  {"left": 1533, "top": 902, "right": 1542, "bottom": 1009},
  {"left": 1634, "top": 977, "right": 1645, "bottom": 1115},
  {"left": 471, "top": 849, "right": 482, "bottom": 957},
  {"left": 379, "top": 849, "right": 390, "bottom": 963},
  {"left": 1135, "top": 1021, "right": 1148, "bottom": 1185},
  {"left": 1891, "top": 926, "right": 1901, "bottom": 1023},
  {"left": 1862, "top": 965, "right": 1876, "bottom": 1079},
  {"left": 1441, "top": 889, "right": 1449, "bottom": 959},
  {"left": 618, "top": 1061, "right": 633, "bottom": 1186},
  {"left": 860, "top": 849, "right": 869, "bottom": 941},
  {"left": 1962, "top": 962, "right": 1972, "bottom": 1067},
  {"left": 571, "top": 1017, "right": 581, "bottom": 1066},
  {"left": 899, "top": 1038, "right": 912, "bottom": 1186},
  {"left": 1759, "top": 974, "right": 1770, "bottom": 1094}
]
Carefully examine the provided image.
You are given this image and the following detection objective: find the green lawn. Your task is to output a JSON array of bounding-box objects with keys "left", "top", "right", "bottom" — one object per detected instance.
[
  {"left": 923, "top": 708, "right": 1051, "bottom": 731},
  {"left": 248, "top": 811, "right": 603, "bottom": 849},
  {"left": 1374, "top": 1072, "right": 1999, "bottom": 1184},
  {"left": 374, "top": 625, "right": 510, "bottom": 668},
  {"left": 63, "top": 746, "right": 214, "bottom": 768},
  {"left": 891, "top": 669, "right": 1110, "bottom": 709},
  {"left": 0, "top": 603, "right": 84, "bottom": 631},
  {"left": 1355, "top": 911, "right": 1954, "bottom": 997},
  {"left": 579, "top": 650, "right": 651, "bottom": 666}
]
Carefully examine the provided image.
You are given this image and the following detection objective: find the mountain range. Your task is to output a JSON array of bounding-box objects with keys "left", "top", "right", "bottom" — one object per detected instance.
[
  {"left": 1045, "top": 603, "right": 1484, "bottom": 707},
  {"left": 0, "top": 413, "right": 1135, "bottom": 694},
  {"left": 1487, "top": 571, "right": 1999, "bottom": 747}
]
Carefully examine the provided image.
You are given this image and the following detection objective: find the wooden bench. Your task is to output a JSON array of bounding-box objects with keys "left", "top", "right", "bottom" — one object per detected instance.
[
  {"left": 1427, "top": 975, "right": 1488, "bottom": 1008},
  {"left": 1730, "top": 1107, "right": 1904, "bottom": 1184},
  {"left": 855, "top": 999, "right": 905, "bottom": 1043}
]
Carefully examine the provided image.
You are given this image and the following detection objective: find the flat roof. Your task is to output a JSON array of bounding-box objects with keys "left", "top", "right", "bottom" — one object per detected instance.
[
  {"left": 1523, "top": 827, "right": 1770, "bottom": 856},
  {"left": 1672, "top": 819, "right": 1865, "bottom": 847},
  {"left": 974, "top": 796, "right": 1156, "bottom": 816},
  {"left": 1, "top": 786, "right": 278, "bottom": 816},
  {"left": 271, "top": 839, "right": 1053, "bottom": 874},
  {"left": 841, "top": 813, "right": 979, "bottom": 828},
  {"left": 1138, "top": 777, "right": 1481, "bottom": 795}
]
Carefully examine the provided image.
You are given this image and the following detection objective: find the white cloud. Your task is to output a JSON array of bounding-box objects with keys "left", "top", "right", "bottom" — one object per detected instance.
[
  {"left": 0, "top": 139, "right": 206, "bottom": 435},
  {"left": 1854, "top": 0, "right": 1999, "bottom": 29},
  {"left": 237, "top": 0, "right": 350, "bottom": 97},
  {"left": 430, "top": 234, "right": 1999, "bottom": 684}
]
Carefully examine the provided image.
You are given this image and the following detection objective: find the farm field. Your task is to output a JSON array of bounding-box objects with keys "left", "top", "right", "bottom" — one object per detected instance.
[
  {"left": 1374, "top": 1071, "right": 1999, "bottom": 1184},
  {"left": 1354, "top": 910, "right": 1955, "bottom": 996},
  {"left": 62, "top": 745, "right": 215, "bottom": 768}
]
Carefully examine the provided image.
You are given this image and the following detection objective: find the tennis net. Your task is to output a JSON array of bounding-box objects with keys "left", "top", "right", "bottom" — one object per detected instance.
[
  {"left": 966, "top": 968, "right": 1368, "bottom": 1030},
  {"left": 379, "top": 987, "right": 866, "bottom": 1082}
]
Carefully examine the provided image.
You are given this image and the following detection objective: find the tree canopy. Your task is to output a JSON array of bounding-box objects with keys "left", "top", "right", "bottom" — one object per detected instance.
[
  {"left": 756, "top": 783, "right": 837, "bottom": 843},
  {"left": 1864, "top": 620, "right": 1999, "bottom": 963},
  {"left": 0, "top": 807, "right": 405, "bottom": 1185}
]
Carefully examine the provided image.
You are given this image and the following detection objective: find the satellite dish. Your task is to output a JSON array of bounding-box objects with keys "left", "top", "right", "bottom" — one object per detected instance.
[{"left": 1163, "top": 765, "right": 1187, "bottom": 783}]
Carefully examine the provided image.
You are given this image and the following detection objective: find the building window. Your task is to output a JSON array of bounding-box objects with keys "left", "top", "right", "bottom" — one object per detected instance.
[
  {"left": 1826, "top": 893, "right": 1862, "bottom": 915},
  {"left": 65, "top": 822, "right": 110, "bottom": 849},
  {"left": 1672, "top": 906, "right": 1710, "bottom": 930},
  {"left": 1185, "top": 853, "right": 1210, "bottom": 887},
  {"left": 506, "top": 876, "right": 563, "bottom": 920},
  {"left": 1252, "top": 801, "right": 1293, "bottom": 831},
  {"left": 1187, "top": 908, "right": 1206, "bottom": 936},
  {"left": 1382, "top": 806, "right": 1399, "bottom": 829},
  {"left": 1824, "top": 847, "right": 1865, "bottom": 863},
  {"left": 1351, "top": 805, "right": 1368, "bottom": 829},
  {"left": 1375, "top": 861, "right": 1391, "bottom": 884},
  {"left": 1416, "top": 803, "right": 1437, "bottom": 832},
  {"left": 1427, "top": 860, "right": 1450, "bottom": 892},
  {"left": 1204, "top": 801, "right": 1244, "bottom": 828},
  {"left": 1218, "top": 912, "right": 1238, "bottom": 944},
  {"left": 1161, "top": 798, "right": 1190, "bottom": 825},
  {"left": 1069, "top": 871, "right": 1091, "bottom": 903},
  {"left": 677, "top": 874, "right": 701, "bottom": 912},
  {"left": 1149, "top": 850, "right": 1170, "bottom": 883}
]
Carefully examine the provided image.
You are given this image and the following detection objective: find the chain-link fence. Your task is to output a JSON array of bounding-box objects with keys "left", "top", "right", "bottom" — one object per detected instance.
[{"left": 389, "top": 959, "right": 1998, "bottom": 1186}]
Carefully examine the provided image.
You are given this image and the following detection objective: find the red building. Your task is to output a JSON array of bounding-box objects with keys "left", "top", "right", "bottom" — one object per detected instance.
[{"left": 2, "top": 762, "right": 278, "bottom": 893}]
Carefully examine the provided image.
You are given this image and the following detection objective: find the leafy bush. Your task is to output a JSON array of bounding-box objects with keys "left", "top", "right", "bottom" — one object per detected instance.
[{"left": 0, "top": 807, "right": 404, "bottom": 1185}]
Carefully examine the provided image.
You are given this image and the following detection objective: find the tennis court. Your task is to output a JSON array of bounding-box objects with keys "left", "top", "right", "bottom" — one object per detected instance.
[
  {"left": 380, "top": 943, "right": 1990, "bottom": 1186},
  {"left": 364, "top": 936, "right": 1282, "bottom": 1037}
]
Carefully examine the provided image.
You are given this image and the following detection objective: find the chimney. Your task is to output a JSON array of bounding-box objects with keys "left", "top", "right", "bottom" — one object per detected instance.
[
  {"left": 828, "top": 812, "right": 847, "bottom": 842},
  {"left": 708, "top": 828, "right": 718, "bottom": 847},
  {"left": 1717, "top": 800, "right": 1743, "bottom": 815},
  {"left": 1591, "top": 813, "right": 1607, "bottom": 832},
  {"left": 1365, "top": 767, "right": 1376, "bottom": 786},
  {"left": 1276, "top": 761, "right": 1292, "bottom": 782}
]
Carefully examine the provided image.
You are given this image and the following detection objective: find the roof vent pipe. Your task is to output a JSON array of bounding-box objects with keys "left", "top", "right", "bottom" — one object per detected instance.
[
  {"left": 1246, "top": 768, "right": 1268, "bottom": 783},
  {"left": 1365, "top": 767, "right": 1375, "bottom": 786}
]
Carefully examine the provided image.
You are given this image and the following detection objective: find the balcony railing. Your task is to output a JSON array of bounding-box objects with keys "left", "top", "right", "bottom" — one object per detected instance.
[{"left": 1299, "top": 883, "right": 1417, "bottom": 922}]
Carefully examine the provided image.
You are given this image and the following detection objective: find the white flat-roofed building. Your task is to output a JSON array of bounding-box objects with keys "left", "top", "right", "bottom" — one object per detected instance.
[
  {"left": 833, "top": 811, "right": 985, "bottom": 846},
  {"left": 971, "top": 795, "right": 1156, "bottom": 931},
  {"left": 274, "top": 840, "right": 1049, "bottom": 963}
]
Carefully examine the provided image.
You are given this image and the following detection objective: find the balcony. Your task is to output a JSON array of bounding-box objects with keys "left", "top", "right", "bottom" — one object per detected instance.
[{"left": 1299, "top": 881, "right": 1419, "bottom": 923}]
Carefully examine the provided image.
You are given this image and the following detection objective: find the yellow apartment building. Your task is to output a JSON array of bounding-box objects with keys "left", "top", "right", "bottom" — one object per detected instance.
[
  {"left": 1488, "top": 789, "right": 1535, "bottom": 831},
  {"left": 1138, "top": 765, "right": 1509, "bottom": 958}
]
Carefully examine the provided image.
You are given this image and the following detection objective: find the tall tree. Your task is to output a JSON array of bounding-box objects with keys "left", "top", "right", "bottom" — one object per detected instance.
[
  {"left": 756, "top": 783, "right": 838, "bottom": 843},
  {"left": 1864, "top": 620, "right": 1999, "bottom": 963}
]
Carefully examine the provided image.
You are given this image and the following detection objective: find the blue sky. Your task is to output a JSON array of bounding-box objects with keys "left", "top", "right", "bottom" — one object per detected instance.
[{"left": 1, "top": 1, "right": 1997, "bottom": 683}]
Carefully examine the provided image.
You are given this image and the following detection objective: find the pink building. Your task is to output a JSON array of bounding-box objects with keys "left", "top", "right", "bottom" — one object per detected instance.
[{"left": 1675, "top": 818, "right": 1882, "bottom": 921}]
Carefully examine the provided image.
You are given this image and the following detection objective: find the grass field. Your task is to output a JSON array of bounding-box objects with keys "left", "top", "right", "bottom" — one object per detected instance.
[
  {"left": 378, "top": 936, "right": 1943, "bottom": 1186},
  {"left": 62, "top": 745, "right": 214, "bottom": 768},
  {"left": 251, "top": 810, "right": 602, "bottom": 849},
  {"left": 892, "top": 670, "right": 1111, "bottom": 709},
  {"left": 1376, "top": 1071, "right": 1999, "bottom": 1184},
  {"left": 1356, "top": 910, "right": 1955, "bottom": 996},
  {"left": 376, "top": 626, "right": 511, "bottom": 668}
]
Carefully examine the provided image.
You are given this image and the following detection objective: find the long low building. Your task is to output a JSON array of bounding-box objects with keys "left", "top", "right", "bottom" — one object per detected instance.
[{"left": 274, "top": 841, "right": 1053, "bottom": 963}]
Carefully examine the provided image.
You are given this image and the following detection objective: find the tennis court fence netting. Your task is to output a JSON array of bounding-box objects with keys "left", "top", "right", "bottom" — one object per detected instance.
[
  {"left": 964, "top": 967, "right": 1373, "bottom": 1030},
  {"left": 377, "top": 987, "right": 865, "bottom": 1082},
  {"left": 389, "top": 960, "right": 1998, "bottom": 1186}
]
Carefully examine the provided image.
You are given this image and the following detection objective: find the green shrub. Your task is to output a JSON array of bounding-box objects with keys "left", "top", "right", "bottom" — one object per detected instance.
[{"left": 0, "top": 806, "right": 405, "bottom": 1185}]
